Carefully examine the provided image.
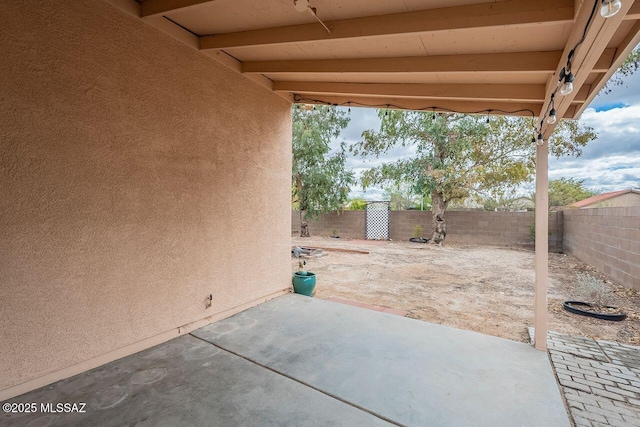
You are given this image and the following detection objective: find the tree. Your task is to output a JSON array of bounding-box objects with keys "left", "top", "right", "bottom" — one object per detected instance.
[
  {"left": 482, "top": 194, "right": 533, "bottom": 211},
  {"left": 603, "top": 46, "right": 640, "bottom": 93},
  {"left": 546, "top": 178, "right": 598, "bottom": 208},
  {"left": 346, "top": 198, "right": 367, "bottom": 210},
  {"left": 352, "top": 111, "right": 597, "bottom": 245},
  {"left": 383, "top": 182, "right": 430, "bottom": 210},
  {"left": 292, "top": 106, "right": 354, "bottom": 237}
]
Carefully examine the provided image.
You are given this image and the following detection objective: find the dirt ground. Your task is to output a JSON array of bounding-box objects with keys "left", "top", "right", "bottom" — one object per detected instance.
[{"left": 291, "top": 236, "right": 640, "bottom": 345}]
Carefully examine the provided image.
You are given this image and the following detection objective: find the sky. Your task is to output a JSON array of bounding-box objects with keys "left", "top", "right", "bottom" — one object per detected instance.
[{"left": 329, "top": 68, "right": 640, "bottom": 201}]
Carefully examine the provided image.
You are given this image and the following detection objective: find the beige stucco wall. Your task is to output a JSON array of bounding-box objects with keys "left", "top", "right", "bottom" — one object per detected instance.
[
  {"left": 583, "top": 193, "right": 640, "bottom": 208},
  {"left": 0, "top": 0, "right": 291, "bottom": 394}
]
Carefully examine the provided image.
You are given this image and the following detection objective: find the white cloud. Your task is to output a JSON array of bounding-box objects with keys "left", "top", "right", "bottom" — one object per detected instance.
[
  {"left": 326, "top": 71, "right": 640, "bottom": 198},
  {"left": 548, "top": 98, "right": 640, "bottom": 192}
]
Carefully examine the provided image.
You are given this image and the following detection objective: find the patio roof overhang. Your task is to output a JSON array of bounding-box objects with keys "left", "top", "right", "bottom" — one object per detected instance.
[
  {"left": 112, "top": 0, "right": 640, "bottom": 351},
  {"left": 116, "top": 0, "right": 640, "bottom": 130}
]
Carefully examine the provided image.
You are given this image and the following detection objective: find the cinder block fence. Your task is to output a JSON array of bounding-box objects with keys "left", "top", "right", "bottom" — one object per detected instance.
[
  {"left": 292, "top": 208, "right": 639, "bottom": 290},
  {"left": 563, "top": 207, "right": 640, "bottom": 290},
  {"left": 292, "top": 210, "right": 563, "bottom": 250}
]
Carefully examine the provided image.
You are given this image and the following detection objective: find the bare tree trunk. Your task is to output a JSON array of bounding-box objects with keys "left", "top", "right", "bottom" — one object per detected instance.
[
  {"left": 296, "top": 175, "right": 310, "bottom": 237},
  {"left": 300, "top": 210, "right": 310, "bottom": 237},
  {"left": 430, "top": 189, "right": 447, "bottom": 246}
]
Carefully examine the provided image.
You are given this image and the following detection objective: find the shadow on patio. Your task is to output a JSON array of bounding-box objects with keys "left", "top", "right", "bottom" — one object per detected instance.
[{"left": 2, "top": 294, "right": 569, "bottom": 426}]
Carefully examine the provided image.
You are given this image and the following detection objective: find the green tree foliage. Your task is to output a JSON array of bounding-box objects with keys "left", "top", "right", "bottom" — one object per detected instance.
[
  {"left": 383, "top": 182, "right": 430, "bottom": 210},
  {"left": 346, "top": 198, "right": 367, "bottom": 210},
  {"left": 292, "top": 106, "right": 354, "bottom": 236},
  {"left": 603, "top": 46, "right": 640, "bottom": 93},
  {"left": 482, "top": 195, "right": 533, "bottom": 211},
  {"left": 547, "top": 178, "right": 598, "bottom": 208},
  {"left": 351, "top": 110, "right": 597, "bottom": 243}
]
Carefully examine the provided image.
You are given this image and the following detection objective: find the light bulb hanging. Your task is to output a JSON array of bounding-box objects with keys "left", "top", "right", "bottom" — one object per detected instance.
[
  {"left": 601, "top": 0, "right": 622, "bottom": 18},
  {"left": 537, "top": 133, "right": 545, "bottom": 146},
  {"left": 547, "top": 108, "right": 557, "bottom": 124},
  {"left": 559, "top": 72, "right": 574, "bottom": 95}
]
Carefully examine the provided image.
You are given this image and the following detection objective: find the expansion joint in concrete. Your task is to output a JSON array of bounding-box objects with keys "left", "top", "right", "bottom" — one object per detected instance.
[{"left": 188, "top": 333, "right": 405, "bottom": 427}]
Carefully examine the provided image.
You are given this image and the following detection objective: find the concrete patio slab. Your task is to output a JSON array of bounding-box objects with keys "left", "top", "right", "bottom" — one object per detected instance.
[
  {"left": 3, "top": 295, "right": 569, "bottom": 426},
  {"left": 193, "top": 294, "right": 570, "bottom": 427},
  {"left": 326, "top": 297, "right": 407, "bottom": 316},
  {"left": 1, "top": 334, "right": 392, "bottom": 427}
]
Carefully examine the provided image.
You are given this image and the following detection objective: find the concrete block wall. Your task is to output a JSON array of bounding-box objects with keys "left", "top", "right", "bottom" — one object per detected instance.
[
  {"left": 292, "top": 210, "right": 563, "bottom": 252},
  {"left": 446, "top": 211, "right": 533, "bottom": 246},
  {"left": 563, "top": 207, "right": 640, "bottom": 290},
  {"left": 292, "top": 211, "right": 365, "bottom": 238}
]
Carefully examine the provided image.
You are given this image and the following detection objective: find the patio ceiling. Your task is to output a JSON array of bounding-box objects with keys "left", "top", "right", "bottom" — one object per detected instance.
[{"left": 126, "top": 0, "right": 640, "bottom": 130}]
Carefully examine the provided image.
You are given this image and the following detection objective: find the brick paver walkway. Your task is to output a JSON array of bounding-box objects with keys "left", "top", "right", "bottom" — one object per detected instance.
[{"left": 531, "top": 329, "right": 640, "bottom": 427}]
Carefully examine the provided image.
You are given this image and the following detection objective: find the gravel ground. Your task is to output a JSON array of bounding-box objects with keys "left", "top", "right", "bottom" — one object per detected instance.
[{"left": 292, "top": 236, "right": 640, "bottom": 345}]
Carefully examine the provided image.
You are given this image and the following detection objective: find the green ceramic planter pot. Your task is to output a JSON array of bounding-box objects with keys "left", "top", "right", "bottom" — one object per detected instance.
[{"left": 292, "top": 271, "right": 316, "bottom": 296}]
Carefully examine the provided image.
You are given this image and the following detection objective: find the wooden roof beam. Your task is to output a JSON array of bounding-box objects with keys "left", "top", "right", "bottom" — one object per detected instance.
[
  {"left": 292, "top": 94, "right": 542, "bottom": 118},
  {"left": 625, "top": 1, "right": 640, "bottom": 19},
  {"left": 574, "top": 20, "right": 640, "bottom": 118},
  {"left": 276, "top": 82, "right": 547, "bottom": 103},
  {"left": 540, "top": 0, "right": 636, "bottom": 137},
  {"left": 140, "top": 0, "right": 214, "bottom": 18},
  {"left": 243, "top": 48, "right": 616, "bottom": 75},
  {"left": 200, "top": 0, "right": 574, "bottom": 50},
  {"left": 243, "top": 51, "right": 564, "bottom": 75}
]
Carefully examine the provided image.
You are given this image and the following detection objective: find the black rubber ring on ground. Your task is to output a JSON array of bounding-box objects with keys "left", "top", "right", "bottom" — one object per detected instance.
[{"left": 562, "top": 300, "right": 627, "bottom": 321}]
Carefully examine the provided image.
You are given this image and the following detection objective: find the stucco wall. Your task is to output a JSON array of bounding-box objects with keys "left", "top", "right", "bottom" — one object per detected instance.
[
  {"left": 563, "top": 208, "right": 640, "bottom": 290},
  {"left": 0, "top": 1, "right": 291, "bottom": 394},
  {"left": 583, "top": 192, "right": 640, "bottom": 208}
]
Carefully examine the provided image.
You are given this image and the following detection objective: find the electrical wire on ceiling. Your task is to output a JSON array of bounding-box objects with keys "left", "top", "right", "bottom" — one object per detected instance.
[
  {"left": 293, "top": 94, "right": 537, "bottom": 124},
  {"left": 535, "top": 0, "right": 621, "bottom": 144},
  {"left": 293, "top": 0, "right": 331, "bottom": 34},
  {"left": 294, "top": 0, "right": 624, "bottom": 146}
]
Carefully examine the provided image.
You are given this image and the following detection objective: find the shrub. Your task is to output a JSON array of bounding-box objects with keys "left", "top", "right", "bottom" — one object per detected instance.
[{"left": 576, "top": 273, "right": 608, "bottom": 309}]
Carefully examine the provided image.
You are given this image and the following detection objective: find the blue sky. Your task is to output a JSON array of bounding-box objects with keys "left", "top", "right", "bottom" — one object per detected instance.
[{"left": 330, "top": 67, "right": 640, "bottom": 200}]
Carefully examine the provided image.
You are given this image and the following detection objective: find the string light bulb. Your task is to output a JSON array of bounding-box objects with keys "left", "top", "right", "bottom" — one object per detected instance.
[
  {"left": 559, "top": 72, "right": 574, "bottom": 95},
  {"left": 547, "top": 108, "right": 557, "bottom": 124},
  {"left": 601, "top": 0, "right": 622, "bottom": 18},
  {"left": 537, "top": 133, "right": 545, "bottom": 146}
]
